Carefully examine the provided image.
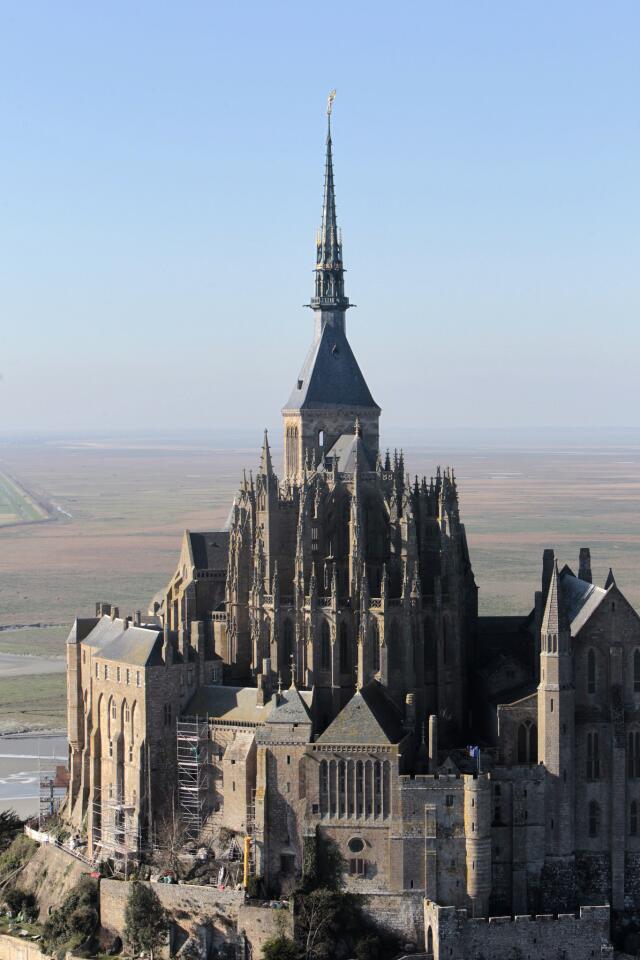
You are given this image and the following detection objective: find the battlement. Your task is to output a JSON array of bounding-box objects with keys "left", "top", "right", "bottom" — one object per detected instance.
[{"left": 424, "top": 900, "right": 612, "bottom": 960}]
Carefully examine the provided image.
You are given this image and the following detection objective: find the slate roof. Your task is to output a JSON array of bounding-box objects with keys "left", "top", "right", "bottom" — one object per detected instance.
[
  {"left": 187, "top": 531, "right": 229, "bottom": 571},
  {"left": 316, "top": 681, "right": 405, "bottom": 745},
  {"left": 283, "top": 321, "right": 379, "bottom": 412},
  {"left": 78, "top": 616, "right": 164, "bottom": 666},
  {"left": 185, "top": 685, "right": 313, "bottom": 726},
  {"left": 266, "top": 684, "right": 312, "bottom": 725},
  {"left": 323, "top": 433, "right": 374, "bottom": 473},
  {"left": 558, "top": 568, "right": 608, "bottom": 637}
]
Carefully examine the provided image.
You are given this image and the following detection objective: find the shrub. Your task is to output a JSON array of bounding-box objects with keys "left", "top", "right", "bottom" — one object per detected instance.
[
  {"left": 124, "top": 881, "right": 167, "bottom": 960},
  {"left": 2, "top": 886, "right": 38, "bottom": 921},
  {"left": 41, "top": 875, "right": 99, "bottom": 958},
  {"left": 262, "top": 935, "right": 302, "bottom": 960}
]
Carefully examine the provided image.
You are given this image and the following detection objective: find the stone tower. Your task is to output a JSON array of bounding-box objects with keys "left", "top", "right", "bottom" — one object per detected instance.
[{"left": 537, "top": 560, "right": 576, "bottom": 907}]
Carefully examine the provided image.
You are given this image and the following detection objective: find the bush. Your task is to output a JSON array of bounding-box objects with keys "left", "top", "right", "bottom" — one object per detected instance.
[
  {"left": 0, "top": 811, "right": 22, "bottom": 853},
  {"left": 0, "top": 834, "right": 36, "bottom": 878},
  {"left": 262, "top": 935, "right": 302, "bottom": 960},
  {"left": 2, "top": 886, "right": 38, "bottom": 921},
  {"left": 124, "top": 881, "right": 167, "bottom": 960},
  {"left": 41, "top": 875, "right": 99, "bottom": 958}
]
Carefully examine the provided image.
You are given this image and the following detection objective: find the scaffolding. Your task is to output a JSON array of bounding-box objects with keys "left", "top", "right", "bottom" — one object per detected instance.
[
  {"left": 92, "top": 786, "right": 143, "bottom": 873},
  {"left": 176, "top": 717, "right": 209, "bottom": 840},
  {"left": 39, "top": 764, "right": 68, "bottom": 827}
]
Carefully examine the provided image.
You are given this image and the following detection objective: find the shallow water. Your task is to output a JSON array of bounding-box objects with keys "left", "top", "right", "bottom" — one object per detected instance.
[{"left": 0, "top": 733, "right": 67, "bottom": 818}]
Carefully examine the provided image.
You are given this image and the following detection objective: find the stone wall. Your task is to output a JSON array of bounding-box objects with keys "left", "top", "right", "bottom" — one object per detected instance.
[
  {"left": 0, "top": 933, "right": 49, "bottom": 960},
  {"left": 100, "top": 878, "right": 243, "bottom": 944},
  {"left": 424, "top": 900, "right": 613, "bottom": 960},
  {"left": 237, "top": 904, "right": 293, "bottom": 958},
  {"left": 360, "top": 892, "right": 425, "bottom": 947}
]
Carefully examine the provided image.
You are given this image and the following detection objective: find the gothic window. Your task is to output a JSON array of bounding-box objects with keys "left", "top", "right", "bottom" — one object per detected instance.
[
  {"left": 586, "top": 732, "right": 600, "bottom": 781},
  {"left": 283, "top": 619, "right": 294, "bottom": 664},
  {"left": 318, "top": 429, "right": 324, "bottom": 448},
  {"left": 124, "top": 703, "right": 130, "bottom": 724},
  {"left": 631, "top": 801, "right": 639, "bottom": 836},
  {"left": 517, "top": 721, "right": 537, "bottom": 764},
  {"left": 321, "top": 621, "right": 331, "bottom": 670},
  {"left": 628, "top": 731, "right": 640, "bottom": 779},
  {"left": 371, "top": 618, "right": 380, "bottom": 673},
  {"left": 339, "top": 621, "right": 349, "bottom": 672},
  {"left": 588, "top": 800, "right": 600, "bottom": 838},
  {"left": 635, "top": 651, "right": 640, "bottom": 693},
  {"left": 587, "top": 649, "right": 596, "bottom": 694}
]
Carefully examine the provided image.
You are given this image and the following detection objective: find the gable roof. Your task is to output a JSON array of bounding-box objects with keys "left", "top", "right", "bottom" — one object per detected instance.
[
  {"left": 323, "top": 432, "right": 375, "bottom": 473},
  {"left": 283, "top": 321, "right": 379, "bottom": 412},
  {"left": 558, "top": 568, "right": 608, "bottom": 637},
  {"left": 316, "top": 681, "right": 405, "bottom": 746},
  {"left": 267, "top": 684, "right": 312, "bottom": 725},
  {"left": 187, "top": 531, "right": 230, "bottom": 571},
  {"left": 80, "top": 616, "right": 164, "bottom": 666}
]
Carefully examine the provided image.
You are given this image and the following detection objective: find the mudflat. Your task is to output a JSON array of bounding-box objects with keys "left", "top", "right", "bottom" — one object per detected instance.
[{"left": 0, "top": 428, "right": 639, "bottom": 729}]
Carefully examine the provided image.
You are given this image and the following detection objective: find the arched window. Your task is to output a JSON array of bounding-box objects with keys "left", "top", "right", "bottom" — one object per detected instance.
[
  {"left": 283, "top": 618, "right": 294, "bottom": 664},
  {"left": 321, "top": 620, "right": 331, "bottom": 670},
  {"left": 631, "top": 800, "right": 638, "bottom": 837},
  {"left": 587, "top": 732, "right": 600, "bottom": 781},
  {"left": 318, "top": 429, "right": 324, "bottom": 449},
  {"left": 427, "top": 926, "right": 434, "bottom": 956},
  {"left": 629, "top": 731, "right": 640, "bottom": 779},
  {"left": 518, "top": 724, "right": 527, "bottom": 764},
  {"left": 587, "top": 649, "right": 596, "bottom": 694},
  {"left": 339, "top": 621, "right": 349, "bottom": 672},
  {"left": 517, "top": 721, "right": 538, "bottom": 764},
  {"left": 635, "top": 650, "right": 640, "bottom": 693},
  {"left": 371, "top": 618, "right": 380, "bottom": 673},
  {"left": 588, "top": 800, "right": 600, "bottom": 838}
]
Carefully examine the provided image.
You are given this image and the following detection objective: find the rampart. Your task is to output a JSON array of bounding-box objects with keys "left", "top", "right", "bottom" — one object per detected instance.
[{"left": 424, "top": 900, "right": 613, "bottom": 960}]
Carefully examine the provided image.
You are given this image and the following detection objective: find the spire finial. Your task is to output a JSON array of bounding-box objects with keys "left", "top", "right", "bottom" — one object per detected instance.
[{"left": 310, "top": 91, "right": 349, "bottom": 314}]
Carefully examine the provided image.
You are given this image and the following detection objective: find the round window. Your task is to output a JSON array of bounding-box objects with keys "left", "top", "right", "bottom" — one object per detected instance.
[{"left": 348, "top": 837, "right": 364, "bottom": 853}]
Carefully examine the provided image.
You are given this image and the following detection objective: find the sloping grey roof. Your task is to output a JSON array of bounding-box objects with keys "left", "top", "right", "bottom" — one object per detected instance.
[
  {"left": 67, "top": 618, "right": 100, "bottom": 645},
  {"left": 316, "top": 681, "right": 405, "bottom": 745},
  {"left": 81, "top": 616, "right": 164, "bottom": 666},
  {"left": 323, "top": 433, "right": 374, "bottom": 473},
  {"left": 283, "top": 321, "right": 379, "bottom": 412},
  {"left": 188, "top": 531, "right": 229, "bottom": 571},
  {"left": 267, "top": 684, "right": 312, "bottom": 725},
  {"left": 185, "top": 685, "right": 313, "bottom": 725},
  {"left": 559, "top": 569, "right": 607, "bottom": 637}
]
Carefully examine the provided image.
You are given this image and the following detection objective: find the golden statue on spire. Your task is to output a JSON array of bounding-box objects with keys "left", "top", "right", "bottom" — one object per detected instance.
[{"left": 327, "top": 89, "right": 337, "bottom": 117}]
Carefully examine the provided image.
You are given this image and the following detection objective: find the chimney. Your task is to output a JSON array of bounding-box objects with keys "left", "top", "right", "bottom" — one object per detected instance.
[
  {"left": 135, "top": 609, "right": 141, "bottom": 626},
  {"left": 579, "top": 547, "right": 592, "bottom": 583},
  {"left": 122, "top": 617, "right": 129, "bottom": 631},
  {"left": 542, "top": 549, "right": 555, "bottom": 600},
  {"left": 428, "top": 715, "right": 438, "bottom": 773}
]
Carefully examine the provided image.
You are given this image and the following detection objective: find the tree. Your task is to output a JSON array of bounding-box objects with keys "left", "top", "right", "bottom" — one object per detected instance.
[
  {"left": 0, "top": 810, "right": 22, "bottom": 853},
  {"left": 124, "top": 881, "right": 168, "bottom": 960},
  {"left": 262, "top": 935, "right": 302, "bottom": 960}
]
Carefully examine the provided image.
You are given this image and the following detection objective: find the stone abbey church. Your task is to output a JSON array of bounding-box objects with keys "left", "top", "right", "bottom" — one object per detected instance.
[{"left": 65, "top": 108, "right": 640, "bottom": 950}]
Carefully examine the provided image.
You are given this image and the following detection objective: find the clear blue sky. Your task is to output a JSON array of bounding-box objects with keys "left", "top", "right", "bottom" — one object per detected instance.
[{"left": 1, "top": 1, "right": 639, "bottom": 435}]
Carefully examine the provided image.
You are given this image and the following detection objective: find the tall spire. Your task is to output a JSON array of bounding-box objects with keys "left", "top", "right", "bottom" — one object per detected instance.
[{"left": 310, "top": 90, "right": 350, "bottom": 314}]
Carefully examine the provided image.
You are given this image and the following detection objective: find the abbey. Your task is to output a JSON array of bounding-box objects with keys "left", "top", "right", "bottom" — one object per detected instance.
[{"left": 64, "top": 106, "right": 640, "bottom": 955}]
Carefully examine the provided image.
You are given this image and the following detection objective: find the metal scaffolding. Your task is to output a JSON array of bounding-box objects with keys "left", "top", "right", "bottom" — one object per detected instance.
[
  {"left": 39, "top": 764, "right": 68, "bottom": 826},
  {"left": 176, "top": 717, "right": 209, "bottom": 840},
  {"left": 92, "top": 786, "right": 142, "bottom": 871}
]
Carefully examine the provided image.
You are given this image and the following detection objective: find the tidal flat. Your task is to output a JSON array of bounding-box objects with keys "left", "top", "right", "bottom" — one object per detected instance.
[{"left": 1, "top": 428, "right": 639, "bottom": 731}]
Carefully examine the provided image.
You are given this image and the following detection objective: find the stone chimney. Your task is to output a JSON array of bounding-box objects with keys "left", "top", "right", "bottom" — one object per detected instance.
[
  {"left": 579, "top": 547, "right": 592, "bottom": 583},
  {"left": 542, "top": 549, "right": 555, "bottom": 600}
]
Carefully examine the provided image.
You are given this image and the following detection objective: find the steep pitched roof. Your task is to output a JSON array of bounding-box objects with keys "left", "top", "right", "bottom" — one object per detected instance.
[
  {"left": 187, "top": 531, "right": 229, "bottom": 571},
  {"left": 558, "top": 567, "right": 607, "bottom": 637},
  {"left": 267, "top": 684, "right": 312, "bottom": 725},
  {"left": 283, "top": 321, "right": 379, "bottom": 412},
  {"left": 323, "top": 432, "right": 375, "bottom": 473},
  {"left": 316, "top": 681, "right": 405, "bottom": 745}
]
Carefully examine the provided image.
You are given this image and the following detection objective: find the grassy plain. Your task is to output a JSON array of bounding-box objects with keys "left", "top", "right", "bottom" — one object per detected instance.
[
  {"left": 0, "top": 673, "right": 66, "bottom": 732},
  {"left": 1, "top": 429, "right": 640, "bottom": 728}
]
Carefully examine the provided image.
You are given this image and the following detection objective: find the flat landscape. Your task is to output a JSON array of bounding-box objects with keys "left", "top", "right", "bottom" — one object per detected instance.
[{"left": 1, "top": 428, "right": 640, "bottom": 733}]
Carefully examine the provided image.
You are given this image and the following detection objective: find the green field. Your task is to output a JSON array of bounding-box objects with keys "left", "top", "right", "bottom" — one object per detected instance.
[
  {"left": 0, "top": 673, "right": 66, "bottom": 733},
  {"left": 0, "top": 472, "right": 49, "bottom": 527}
]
